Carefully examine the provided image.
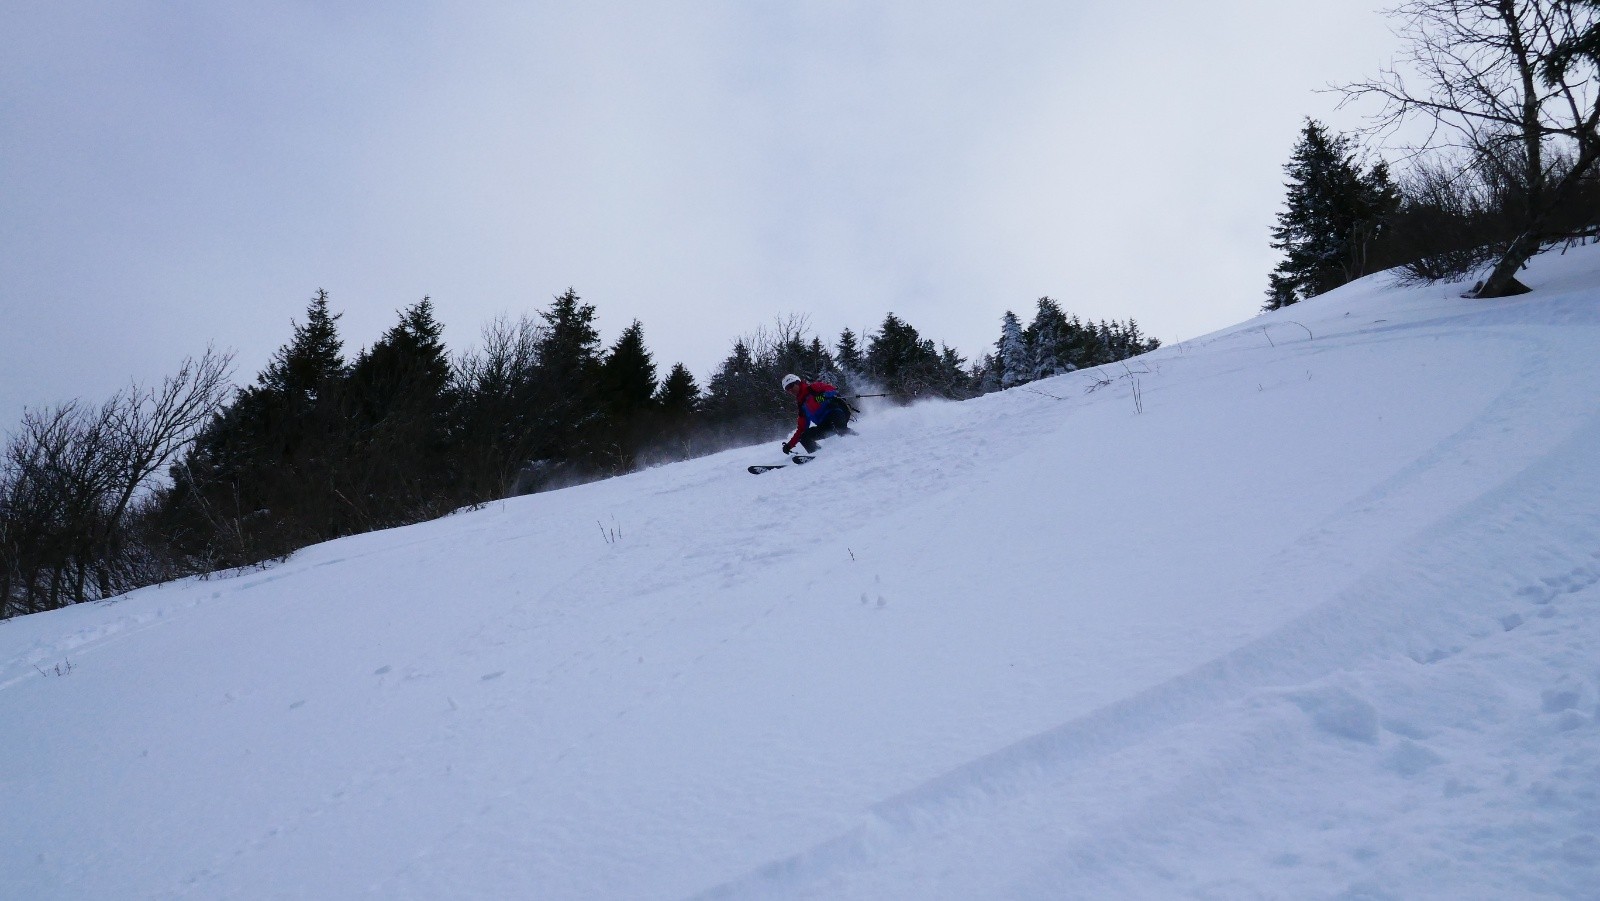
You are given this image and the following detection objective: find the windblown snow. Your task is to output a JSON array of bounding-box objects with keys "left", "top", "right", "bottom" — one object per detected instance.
[{"left": 6, "top": 247, "right": 1600, "bottom": 900}]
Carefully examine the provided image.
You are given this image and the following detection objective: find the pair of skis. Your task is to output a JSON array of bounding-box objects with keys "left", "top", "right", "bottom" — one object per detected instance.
[{"left": 747, "top": 454, "right": 814, "bottom": 475}]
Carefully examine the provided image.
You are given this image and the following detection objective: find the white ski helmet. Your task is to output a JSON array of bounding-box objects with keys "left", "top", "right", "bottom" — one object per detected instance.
[{"left": 781, "top": 373, "right": 801, "bottom": 392}]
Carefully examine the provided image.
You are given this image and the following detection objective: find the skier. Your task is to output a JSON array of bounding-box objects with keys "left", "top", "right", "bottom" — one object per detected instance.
[{"left": 781, "top": 373, "right": 852, "bottom": 455}]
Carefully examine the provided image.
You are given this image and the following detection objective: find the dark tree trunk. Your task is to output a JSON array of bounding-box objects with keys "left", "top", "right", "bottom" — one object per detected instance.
[
  {"left": 1469, "top": 233, "right": 1538, "bottom": 297},
  {"left": 1470, "top": 139, "right": 1600, "bottom": 298}
]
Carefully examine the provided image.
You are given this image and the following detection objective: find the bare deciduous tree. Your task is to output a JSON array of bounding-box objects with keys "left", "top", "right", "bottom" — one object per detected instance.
[
  {"left": 1342, "top": 0, "right": 1600, "bottom": 297},
  {"left": 0, "top": 348, "right": 233, "bottom": 618},
  {"left": 1, "top": 401, "right": 119, "bottom": 615},
  {"left": 91, "top": 348, "right": 234, "bottom": 595},
  {"left": 450, "top": 314, "right": 546, "bottom": 499}
]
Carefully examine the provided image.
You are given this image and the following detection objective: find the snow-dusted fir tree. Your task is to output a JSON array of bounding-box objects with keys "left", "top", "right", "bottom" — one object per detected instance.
[
  {"left": 1025, "top": 297, "right": 1073, "bottom": 380},
  {"left": 972, "top": 353, "right": 1001, "bottom": 394},
  {"left": 995, "top": 311, "right": 1030, "bottom": 389}
]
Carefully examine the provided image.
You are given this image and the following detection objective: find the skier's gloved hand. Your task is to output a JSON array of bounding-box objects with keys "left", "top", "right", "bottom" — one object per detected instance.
[{"left": 781, "top": 441, "right": 793, "bottom": 455}]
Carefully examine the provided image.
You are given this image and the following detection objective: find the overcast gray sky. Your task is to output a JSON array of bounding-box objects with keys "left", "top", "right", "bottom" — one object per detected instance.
[{"left": 1, "top": 2, "right": 1399, "bottom": 422}]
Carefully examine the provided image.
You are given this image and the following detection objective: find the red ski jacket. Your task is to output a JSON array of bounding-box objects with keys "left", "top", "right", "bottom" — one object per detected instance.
[{"left": 785, "top": 380, "right": 840, "bottom": 450}]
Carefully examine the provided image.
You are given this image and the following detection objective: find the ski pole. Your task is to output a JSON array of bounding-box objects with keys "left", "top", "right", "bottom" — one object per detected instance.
[{"left": 846, "top": 393, "right": 891, "bottom": 399}]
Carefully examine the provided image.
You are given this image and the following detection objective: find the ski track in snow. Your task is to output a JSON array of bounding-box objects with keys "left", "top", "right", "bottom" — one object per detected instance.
[
  {"left": 4, "top": 249, "right": 1600, "bottom": 899},
  {"left": 695, "top": 395, "right": 1600, "bottom": 900}
]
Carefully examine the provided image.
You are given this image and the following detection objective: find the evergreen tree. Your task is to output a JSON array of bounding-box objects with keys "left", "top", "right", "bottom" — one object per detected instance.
[
  {"left": 598, "top": 320, "right": 658, "bottom": 417},
  {"left": 835, "top": 328, "right": 865, "bottom": 375},
  {"left": 1359, "top": 160, "right": 1402, "bottom": 266},
  {"left": 805, "top": 337, "right": 836, "bottom": 381},
  {"left": 174, "top": 290, "right": 356, "bottom": 562},
  {"left": 589, "top": 319, "right": 658, "bottom": 469},
  {"left": 1120, "top": 319, "right": 1146, "bottom": 358},
  {"left": 643, "top": 361, "right": 703, "bottom": 461},
  {"left": 865, "top": 313, "right": 943, "bottom": 400},
  {"left": 1545, "top": 1, "right": 1600, "bottom": 84},
  {"left": 765, "top": 330, "right": 820, "bottom": 384},
  {"left": 981, "top": 300, "right": 1160, "bottom": 396},
  {"left": 343, "top": 298, "right": 454, "bottom": 525},
  {"left": 348, "top": 298, "right": 450, "bottom": 424},
  {"left": 536, "top": 288, "right": 601, "bottom": 387},
  {"left": 995, "top": 311, "right": 1030, "bottom": 389},
  {"left": 1094, "top": 321, "right": 1116, "bottom": 366},
  {"left": 702, "top": 340, "right": 764, "bottom": 424},
  {"left": 937, "top": 344, "right": 972, "bottom": 397},
  {"left": 1024, "top": 297, "right": 1073, "bottom": 380},
  {"left": 971, "top": 353, "right": 1001, "bottom": 395},
  {"left": 1266, "top": 119, "right": 1399, "bottom": 310},
  {"left": 530, "top": 288, "right": 602, "bottom": 460},
  {"left": 655, "top": 363, "right": 701, "bottom": 416},
  {"left": 260, "top": 289, "right": 347, "bottom": 404}
]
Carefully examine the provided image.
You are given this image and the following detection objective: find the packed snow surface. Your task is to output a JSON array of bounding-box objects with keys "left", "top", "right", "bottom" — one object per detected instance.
[{"left": 6, "top": 247, "right": 1600, "bottom": 900}]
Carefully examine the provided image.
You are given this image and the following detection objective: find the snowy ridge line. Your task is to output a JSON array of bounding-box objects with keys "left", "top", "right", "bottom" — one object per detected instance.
[
  {"left": 1182, "top": 271, "right": 1595, "bottom": 362},
  {"left": 688, "top": 405, "right": 1600, "bottom": 900}
]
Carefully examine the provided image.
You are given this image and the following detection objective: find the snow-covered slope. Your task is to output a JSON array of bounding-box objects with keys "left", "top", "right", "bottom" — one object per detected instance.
[{"left": 5, "top": 247, "right": 1600, "bottom": 900}]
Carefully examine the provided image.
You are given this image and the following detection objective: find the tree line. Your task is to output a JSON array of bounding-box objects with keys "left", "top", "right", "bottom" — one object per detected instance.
[
  {"left": 1, "top": 290, "right": 1157, "bottom": 619},
  {"left": 1266, "top": 0, "right": 1600, "bottom": 310},
  {"left": 31, "top": 0, "right": 1584, "bottom": 620}
]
